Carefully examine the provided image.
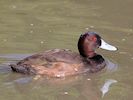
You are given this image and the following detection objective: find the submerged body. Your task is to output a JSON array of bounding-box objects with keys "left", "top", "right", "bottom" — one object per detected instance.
[
  {"left": 10, "top": 32, "right": 117, "bottom": 77},
  {"left": 10, "top": 49, "right": 105, "bottom": 77}
]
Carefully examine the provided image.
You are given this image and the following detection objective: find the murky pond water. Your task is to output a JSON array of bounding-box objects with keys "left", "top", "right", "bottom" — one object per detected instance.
[{"left": 0, "top": 0, "right": 133, "bottom": 100}]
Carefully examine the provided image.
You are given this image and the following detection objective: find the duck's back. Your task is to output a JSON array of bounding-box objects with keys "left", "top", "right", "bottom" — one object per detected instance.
[
  {"left": 10, "top": 49, "right": 86, "bottom": 76},
  {"left": 17, "top": 49, "right": 83, "bottom": 66}
]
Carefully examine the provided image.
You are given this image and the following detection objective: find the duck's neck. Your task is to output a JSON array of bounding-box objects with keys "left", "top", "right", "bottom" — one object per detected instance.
[{"left": 84, "top": 51, "right": 96, "bottom": 58}]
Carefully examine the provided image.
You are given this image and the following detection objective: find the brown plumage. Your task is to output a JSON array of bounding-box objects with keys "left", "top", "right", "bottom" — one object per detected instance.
[
  {"left": 10, "top": 32, "right": 116, "bottom": 77},
  {"left": 10, "top": 49, "right": 105, "bottom": 77}
]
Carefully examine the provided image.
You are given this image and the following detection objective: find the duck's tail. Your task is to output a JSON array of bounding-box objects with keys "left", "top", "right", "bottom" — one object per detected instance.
[{"left": 10, "top": 64, "right": 35, "bottom": 75}]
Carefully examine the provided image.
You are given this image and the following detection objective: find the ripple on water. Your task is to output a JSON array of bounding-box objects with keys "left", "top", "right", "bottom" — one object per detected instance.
[
  {"left": 100, "top": 79, "right": 118, "bottom": 98},
  {"left": 4, "top": 77, "right": 32, "bottom": 86},
  {"left": 0, "top": 54, "right": 33, "bottom": 60},
  {"left": 105, "top": 59, "right": 118, "bottom": 72}
]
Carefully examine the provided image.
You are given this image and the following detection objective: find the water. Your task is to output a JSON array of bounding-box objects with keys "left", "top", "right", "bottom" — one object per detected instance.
[{"left": 0, "top": 0, "right": 133, "bottom": 100}]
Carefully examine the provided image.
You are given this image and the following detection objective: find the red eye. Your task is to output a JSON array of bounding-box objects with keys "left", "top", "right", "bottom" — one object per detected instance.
[{"left": 92, "top": 36, "right": 97, "bottom": 42}]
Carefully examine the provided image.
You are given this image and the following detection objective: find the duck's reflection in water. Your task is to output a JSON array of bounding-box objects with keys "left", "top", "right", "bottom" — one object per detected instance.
[
  {"left": 4, "top": 74, "right": 102, "bottom": 100},
  {"left": 105, "top": 59, "right": 118, "bottom": 72}
]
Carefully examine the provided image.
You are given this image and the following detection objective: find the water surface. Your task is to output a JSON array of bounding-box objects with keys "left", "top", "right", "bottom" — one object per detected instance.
[{"left": 0, "top": 0, "right": 133, "bottom": 100}]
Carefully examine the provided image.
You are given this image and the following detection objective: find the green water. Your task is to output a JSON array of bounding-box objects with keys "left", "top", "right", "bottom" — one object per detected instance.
[{"left": 0, "top": 0, "right": 133, "bottom": 100}]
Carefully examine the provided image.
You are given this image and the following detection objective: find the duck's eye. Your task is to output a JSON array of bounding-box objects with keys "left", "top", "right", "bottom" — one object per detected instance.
[{"left": 92, "top": 37, "right": 97, "bottom": 42}]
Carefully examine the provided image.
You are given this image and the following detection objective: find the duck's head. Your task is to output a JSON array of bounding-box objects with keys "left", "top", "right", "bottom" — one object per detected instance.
[{"left": 78, "top": 32, "right": 117, "bottom": 58}]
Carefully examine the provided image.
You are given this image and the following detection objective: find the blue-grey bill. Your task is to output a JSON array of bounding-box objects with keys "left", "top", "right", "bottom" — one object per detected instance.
[{"left": 100, "top": 39, "right": 117, "bottom": 51}]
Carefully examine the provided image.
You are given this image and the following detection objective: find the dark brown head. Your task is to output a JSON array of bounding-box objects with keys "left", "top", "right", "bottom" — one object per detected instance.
[{"left": 78, "top": 32, "right": 117, "bottom": 58}]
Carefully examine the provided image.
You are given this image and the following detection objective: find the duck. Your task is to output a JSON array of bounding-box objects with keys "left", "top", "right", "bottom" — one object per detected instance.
[{"left": 10, "top": 32, "right": 117, "bottom": 77}]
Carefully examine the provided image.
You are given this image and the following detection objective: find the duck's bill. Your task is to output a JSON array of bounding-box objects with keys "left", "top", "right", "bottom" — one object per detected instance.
[{"left": 100, "top": 39, "right": 117, "bottom": 51}]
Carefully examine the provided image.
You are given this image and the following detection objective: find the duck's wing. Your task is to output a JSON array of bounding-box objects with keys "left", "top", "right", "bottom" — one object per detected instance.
[
  {"left": 10, "top": 49, "right": 84, "bottom": 75},
  {"left": 13, "top": 49, "right": 83, "bottom": 66},
  {"left": 41, "top": 49, "right": 83, "bottom": 64}
]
